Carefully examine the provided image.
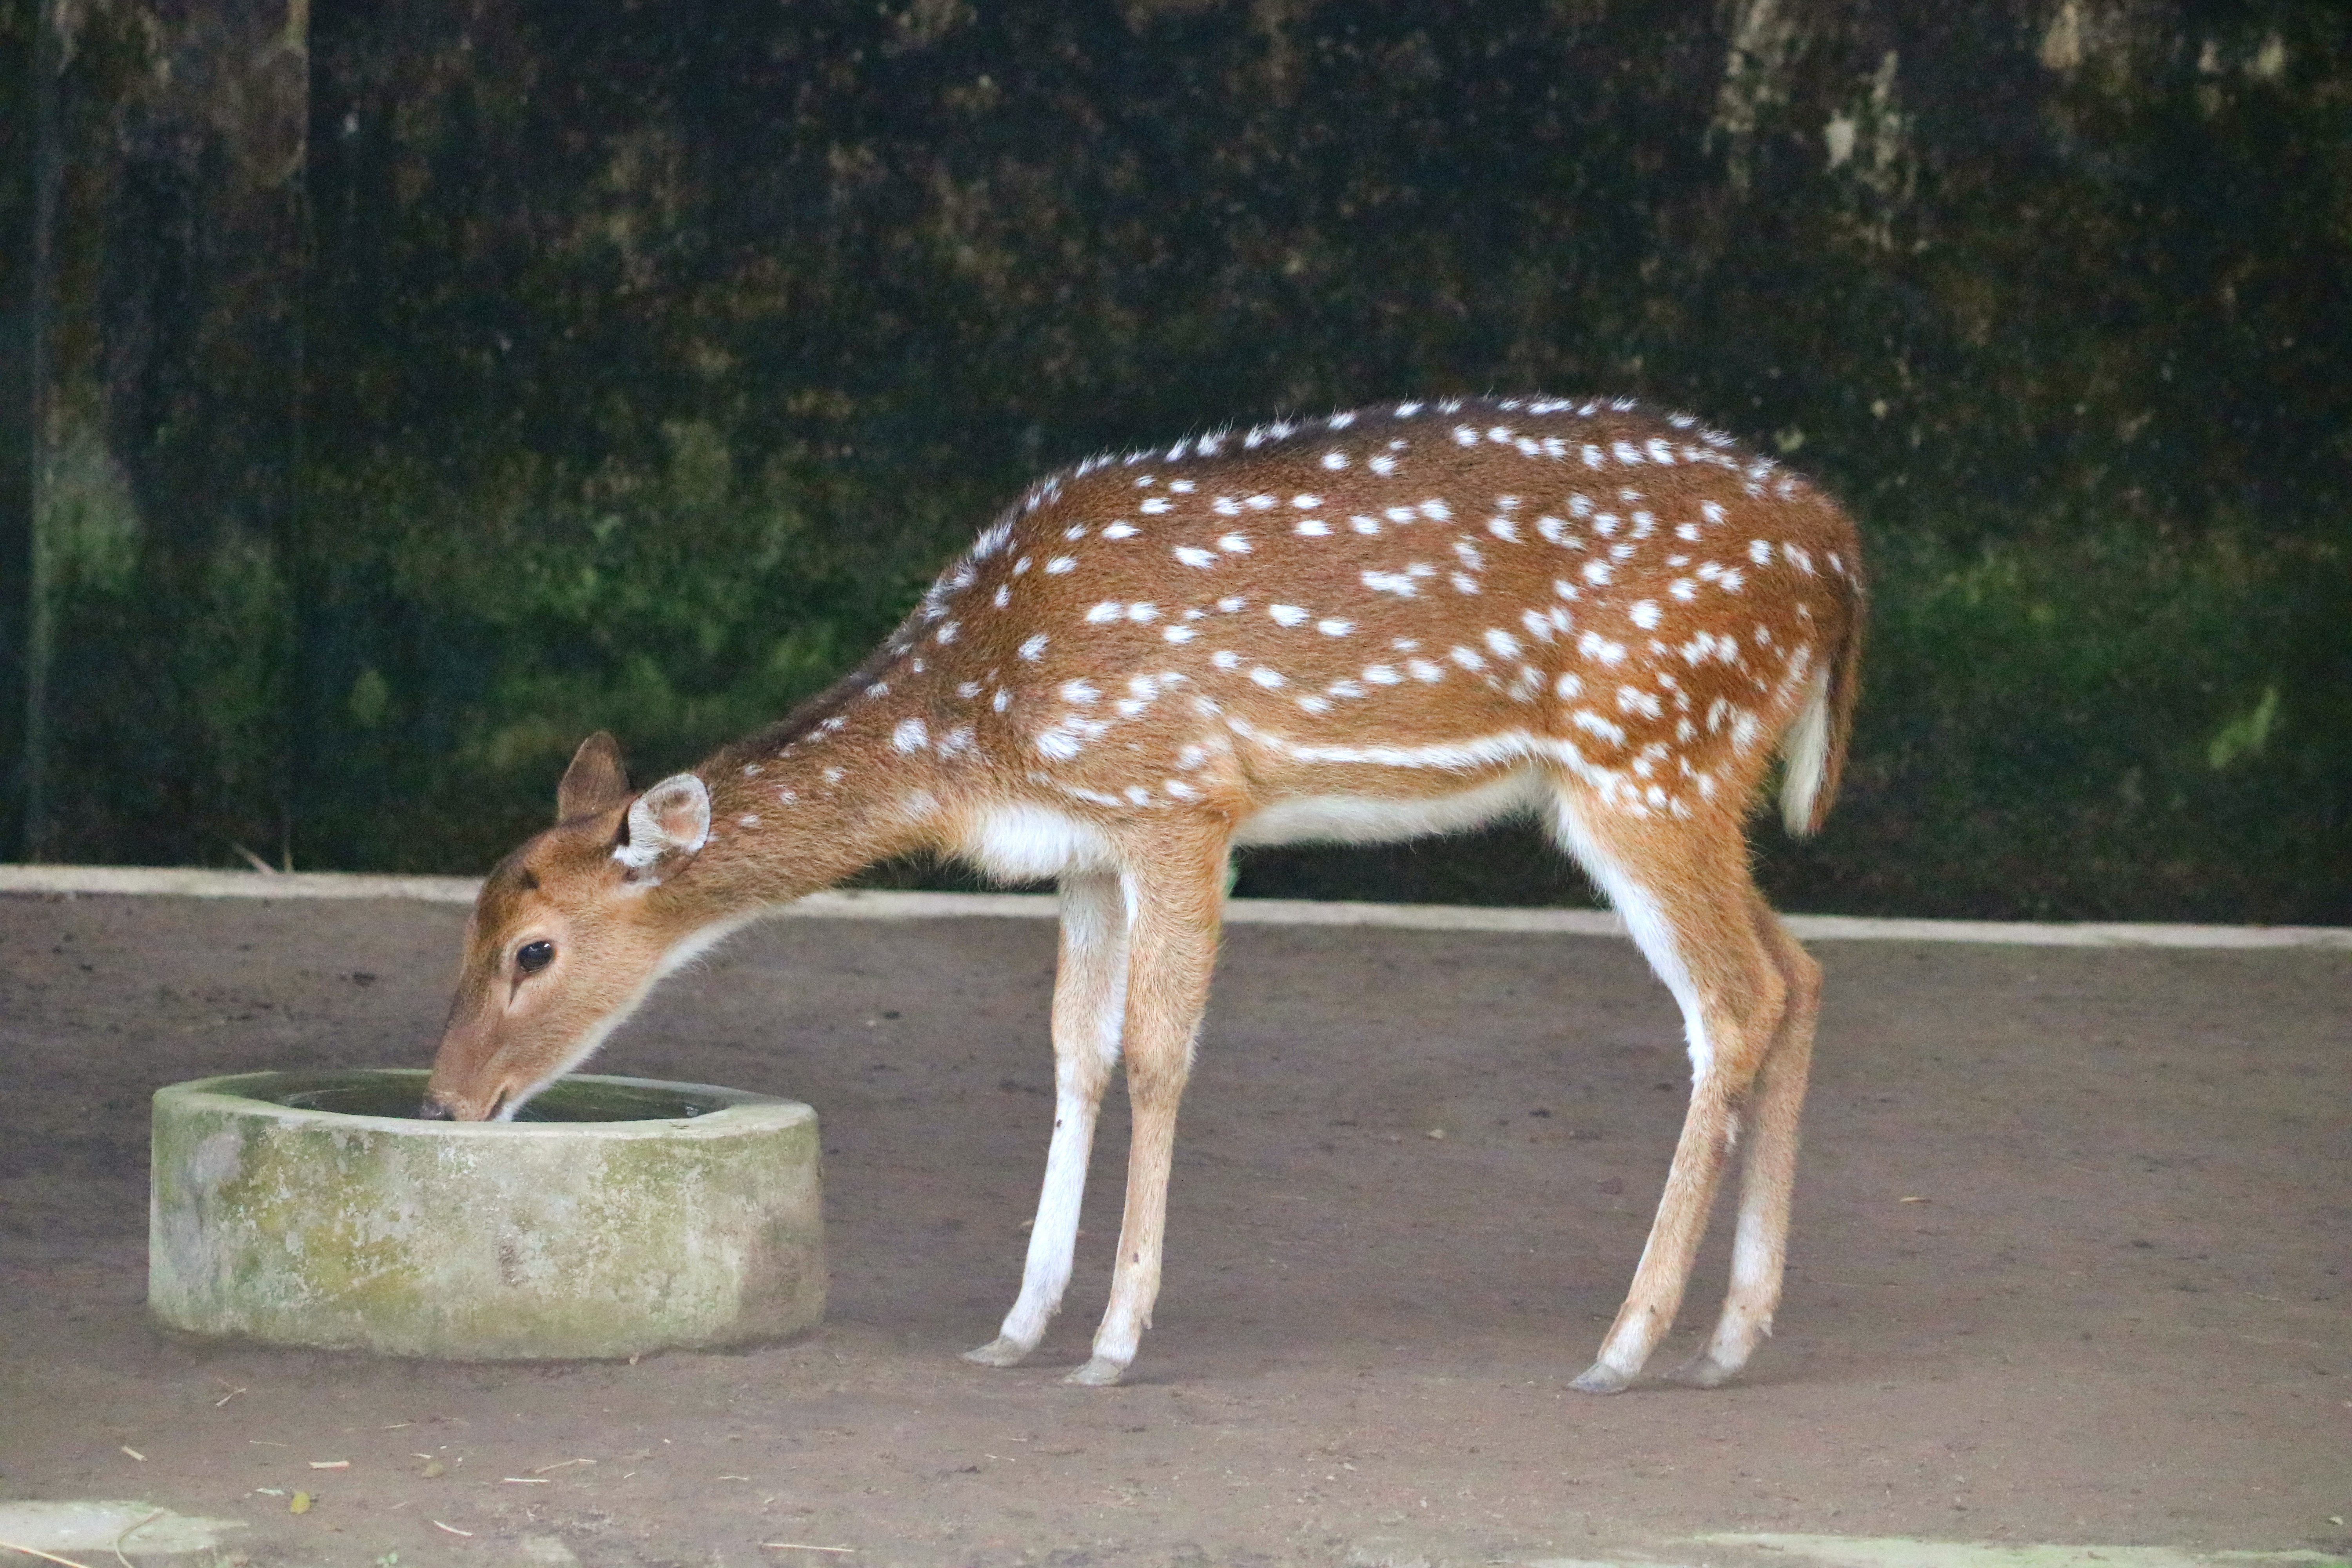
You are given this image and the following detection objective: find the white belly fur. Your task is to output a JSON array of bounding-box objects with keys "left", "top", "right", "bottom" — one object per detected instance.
[
  {"left": 1231, "top": 768, "right": 1547, "bottom": 848},
  {"left": 958, "top": 769, "right": 1546, "bottom": 882}
]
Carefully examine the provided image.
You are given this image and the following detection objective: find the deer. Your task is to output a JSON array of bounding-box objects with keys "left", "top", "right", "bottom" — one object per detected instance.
[{"left": 421, "top": 394, "right": 1865, "bottom": 1393}]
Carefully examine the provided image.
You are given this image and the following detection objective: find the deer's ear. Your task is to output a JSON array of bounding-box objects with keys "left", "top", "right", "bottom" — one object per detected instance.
[
  {"left": 558, "top": 732, "right": 632, "bottom": 821},
  {"left": 614, "top": 773, "right": 710, "bottom": 877}
]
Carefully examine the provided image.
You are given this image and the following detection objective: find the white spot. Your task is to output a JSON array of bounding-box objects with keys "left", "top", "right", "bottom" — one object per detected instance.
[
  {"left": 1141, "top": 498, "right": 1172, "bottom": 514},
  {"left": 1406, "top": 659, "right": 1445, "bottom": 682},
  {"left": 1364, "top": 664, "right": 1401, "bottom": 684},
  {"left": 1250, "top": 666, "right": 1286, "bottom": 688},
  {"left": 1125, "top": 603, "right": 1160, "bottom": 623},
  {"left": 1572, "top": 710, "right": 1626, "bottom": 745},
  {"left": 1749, "top": 539, "right": 1774, "bottom": 565},
  {"left": 1450, "top": 572, "right": 1480, "bottom": 595},
  {"left": 738, "top": 814, "right": 760, "bottom": 828},
  {"left": 1369, "top": 454, "right": 1398, "bottom": 476},
  {"left": 1629, "top": 600, "right": 1662, "bottom": 630},
  {"left": 994, "top": 584, "right": 1011, "bottom": 608},
  {"left": 1670, "top": 579, "right": 1697, "bottom": 601},
  {"left": 1361, "top": 566, "right": 1431, "bottom": 598},
  {"left": 1175, "top": 545, "right": 1218, "bottom": 568},
  {"left": 1035, "top": 730, "right": 1082, "bottom": 761},
  {"left": 1581, "top": 559, "right": 1613, "bottom": 586},
  {"left": 1212, "top": 496, "right": 1240, "bottom": 516},
  {"left": 1163, "top": 625, "right": 1197, "bottom": 643},
  {"left": 936, "top": 621, "right": 960, "bottom": 643},
  {"left": 1218, "top": 595, "right": 1246, "bottom": 612},
  {"left": 1617, "top": 685, "right": 1664, "bottom": 719},
  {"left": 1085, "top": 601, "right": 1123, "bottom": 623},
  {"left": 1212, "top": 649, "right": 1242, "bottom": 670},
  {"left": 1554, "top": 671, "right": 1583, "bottom": 699},
  {"left": 1292, "top": 494, "right": 1321, "bottom": 508},
  {"left": 1060, "top": 679, "right": 1100, "bottom": 704},
  {"left": 1218, "top": 534, "right": 1252, "bottom": 553},
  {"left": 1483, "top": 628, "right": 1520, "bottom": 659},
  {"left": 1019, "top": 634, "right": 1049, "bottom": 660},
  {"left": 1317, "top": 618, "right": 1353, "bottom": 637},
  {"left": 1419, "top": 499, "right": 1452, "bottom": 521},
  {"left": 1101, "top": 521, "right": 1139, "bottom": 540},
  {"left": 1296, "top": 519, "right": 1331, "bottom": 537},
  {"left": 1245, "top": 495, "right": 1275, "bottom": 510},
  {"left": 1577, "top": 631, "right": 1628, "bottom": 666},
  {"left": 1270, "top": 604, "right": 1309, "bottom": 627},
  {"left": 1487, "top": 515, "right": 1521, "bottom": 543},
  {"left": 1350, "top": 514, "right": 1380, "bottom": 534},
  {"left": 1045, "top": 557, "right": 1076, "bottom": 574},
  {"left": 1297, "top": 695, "right": 1330, "bottom": 714},
  {"left": 1449, "top": 645, "right": 1487, "bottom": 671},
  {"left": 1165, "top": 778, "right": 1200, "bottom": 801},
  {"left": 1171, "top": 479, "right": 1195, "bottom": 492},
  {"left": 1701, "top": 500, "right": 1726, "bottom": 524},
  {"left": 893, "top": 718, "right": 929, "bottom": 753}
]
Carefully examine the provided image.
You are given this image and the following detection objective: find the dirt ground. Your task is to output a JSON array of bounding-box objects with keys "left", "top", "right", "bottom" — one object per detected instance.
[{"left": 1, "top": 891, "right": 2346, "bottom": 1568}]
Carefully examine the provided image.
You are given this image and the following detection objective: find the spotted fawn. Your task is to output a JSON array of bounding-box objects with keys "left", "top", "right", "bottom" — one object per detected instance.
[{"left": 424, "top": 393, "right": 1866, "bottom": 1392}]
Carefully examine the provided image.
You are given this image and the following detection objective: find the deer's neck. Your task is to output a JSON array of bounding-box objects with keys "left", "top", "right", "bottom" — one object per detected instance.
[{"left": 660, "top": 663, "right": 958, "bottom": 921}]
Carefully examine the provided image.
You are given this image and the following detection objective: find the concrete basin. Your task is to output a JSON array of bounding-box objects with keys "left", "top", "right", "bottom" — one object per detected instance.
[{"left": 149, "top": 1069, "right": 824, "bottom": 1359}]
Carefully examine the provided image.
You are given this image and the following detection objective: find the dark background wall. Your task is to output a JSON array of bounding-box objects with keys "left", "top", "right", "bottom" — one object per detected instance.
[{"left": 5, "top": 0, "right": 2348, "bottom": 921}]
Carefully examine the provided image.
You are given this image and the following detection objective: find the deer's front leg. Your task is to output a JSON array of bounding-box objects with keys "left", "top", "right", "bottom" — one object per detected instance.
[
  {"left": 965, "top": 871, "right": 1129, "bottom": 1368},
  {"left": 1065, "top": 838, "right": 1224, "bottom": 1387}
]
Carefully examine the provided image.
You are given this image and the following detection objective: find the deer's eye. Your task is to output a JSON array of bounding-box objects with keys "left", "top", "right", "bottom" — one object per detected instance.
[{"left": 515, "top": 939, "right": 555, "bottom": 976}]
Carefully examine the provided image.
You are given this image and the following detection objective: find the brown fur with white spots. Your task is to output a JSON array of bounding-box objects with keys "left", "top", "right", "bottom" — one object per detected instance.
[{"left": 425, "top": 394, "right": 1864, "bottom": 1392}]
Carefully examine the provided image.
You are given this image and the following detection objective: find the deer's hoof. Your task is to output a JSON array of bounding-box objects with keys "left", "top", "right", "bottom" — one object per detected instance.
[
  {"left": 1568, "top": 1360, "right": 1635, "bottom": 1395},
  {"left": 961, "top": 1337, "right": 1033, "bottom": 1368},
  {"left": 1664, "top": 1351, "right": 1742, "bottom": 1388},
  {"left": 1063, "top": 1355, "right": 1127, "bottom": 1387}
]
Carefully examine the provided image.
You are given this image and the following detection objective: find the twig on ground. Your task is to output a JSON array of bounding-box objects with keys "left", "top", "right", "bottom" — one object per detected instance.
[
  {"left": 1, "top": 1541, "right": 96, "bottom": 1568},
  {"left": 112, "top": 1510, "right": 165, "bottom": 1568},
  {"left": 758, "top": 1546, "right": 855, "bottom": 1555}
]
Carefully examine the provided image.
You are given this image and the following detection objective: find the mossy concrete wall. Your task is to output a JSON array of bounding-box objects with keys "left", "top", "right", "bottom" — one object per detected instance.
[{"left": 149, "top": 1071, "right": 825, "bottom": 1359}]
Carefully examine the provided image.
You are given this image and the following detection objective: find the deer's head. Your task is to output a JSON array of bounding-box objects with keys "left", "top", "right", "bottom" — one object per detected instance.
[{"left": 420, "top": 733, "right": 713, "bottom": 1120}]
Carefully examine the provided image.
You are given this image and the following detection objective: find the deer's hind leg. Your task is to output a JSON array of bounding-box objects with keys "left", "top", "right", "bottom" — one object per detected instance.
[
  {"left": 1667, "top": 887, "right": 1821, "bottom": 1387},
  {"left": 1548, "top": 790, "right": 1794, "bottom": 1394},
  {"left": 965, "top": 868, "right": 1129, "bottom": 1367}
]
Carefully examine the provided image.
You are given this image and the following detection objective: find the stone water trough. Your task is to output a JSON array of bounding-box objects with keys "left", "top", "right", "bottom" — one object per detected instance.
[{"left": 149, "top": 1069, "right": 824, "bottom": 1359}]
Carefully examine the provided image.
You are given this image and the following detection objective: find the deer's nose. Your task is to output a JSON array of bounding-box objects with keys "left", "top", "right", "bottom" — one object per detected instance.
[{"left": 416, "top": 1094, "right": 457, "bottom": 1120}]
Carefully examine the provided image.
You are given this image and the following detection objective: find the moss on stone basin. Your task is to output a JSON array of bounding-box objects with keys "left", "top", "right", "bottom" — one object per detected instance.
[{"left": 149, "top": 1069, "right": 824, "bottom": 1359}]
